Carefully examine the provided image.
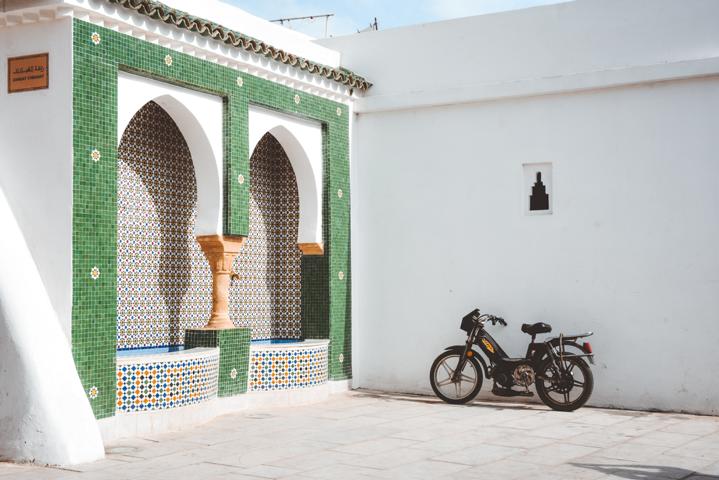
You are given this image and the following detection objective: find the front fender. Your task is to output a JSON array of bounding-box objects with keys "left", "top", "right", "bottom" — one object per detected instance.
[{"left": 444, "top": 345, "right": 490, "bottom": 378}]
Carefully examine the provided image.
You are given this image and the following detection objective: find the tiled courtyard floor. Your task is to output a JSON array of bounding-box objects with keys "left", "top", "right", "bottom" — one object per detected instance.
[{"left": 3, "top": 390, "right": 719, "bottom": 479}]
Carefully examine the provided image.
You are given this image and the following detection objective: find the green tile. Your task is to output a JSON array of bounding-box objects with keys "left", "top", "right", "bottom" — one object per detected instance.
[{"left": 185, "top": 328, "right": 251, "bottom": 396}]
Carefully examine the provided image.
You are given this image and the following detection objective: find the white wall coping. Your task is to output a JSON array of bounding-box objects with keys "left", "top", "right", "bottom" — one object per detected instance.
[
  {"left": 159, "top": 0, "right": 340, "bottom": 68},
  {"left": 0, "top": 2, "right": 356, "bottom": 104},
  {"left": 116, "top": 347, "right": 219, "bottom": 364},
  {"left": 250, "top": 339, "right": 329, "bottom": 352},
  {"left": 355, "top": 56, "right": 719, "bottom": 113}
]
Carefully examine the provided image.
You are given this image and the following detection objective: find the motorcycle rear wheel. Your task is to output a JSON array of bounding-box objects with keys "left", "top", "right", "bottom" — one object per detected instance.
[
  {"left": 429, "top": 350, "right": 483, "bottom": 405},
  {"left": 535, "top": 355, "right": 593, "bottom": 412}
]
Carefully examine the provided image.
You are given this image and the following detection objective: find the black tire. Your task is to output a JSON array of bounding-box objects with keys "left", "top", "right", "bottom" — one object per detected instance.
[
  {"left": 430, "top": 350, "right": 483, "bottom": 405},
  {"left": 535, "top": 355, "right": 594, "bottom": 412}
]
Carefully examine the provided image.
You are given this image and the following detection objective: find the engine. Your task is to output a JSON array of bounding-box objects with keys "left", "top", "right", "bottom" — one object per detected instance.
[{"left": 512, "top": 365, "right": 535, "bottom": 387}]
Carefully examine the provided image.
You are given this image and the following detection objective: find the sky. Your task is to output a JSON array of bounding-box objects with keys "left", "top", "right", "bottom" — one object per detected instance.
[{"left": 221, "top": 0, "right": 571, "bottom": 38}]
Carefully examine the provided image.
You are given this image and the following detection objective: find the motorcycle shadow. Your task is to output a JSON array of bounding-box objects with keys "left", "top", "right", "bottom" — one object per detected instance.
[
  {"left": 571, "top": 462, "right": 719, "bottom": 480},
  {"left": 352, "top": 389, "right": 546, "bottom": 412}
]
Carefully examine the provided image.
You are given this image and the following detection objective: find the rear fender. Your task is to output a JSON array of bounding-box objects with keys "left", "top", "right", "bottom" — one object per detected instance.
[
  {"left": 444, "top": 345, "right": 490, "bottom": 377},
  {"left": 545, "top": 339, "right": 595, "bottom": 365}
]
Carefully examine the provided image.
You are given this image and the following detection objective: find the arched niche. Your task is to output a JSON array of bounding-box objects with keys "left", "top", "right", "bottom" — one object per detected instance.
[
  {"left": 117, "top": 71, "right": 223, "bottom": 235},
  {"left": 248, "top": 106, "right": 323, "bottom": 250}
]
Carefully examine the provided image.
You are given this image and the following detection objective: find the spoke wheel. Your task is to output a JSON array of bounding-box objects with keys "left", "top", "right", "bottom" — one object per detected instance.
[
  {"left": 429, "top": 351, "right": 483, "bottom": 405},
  {"left": 535, "top": 356, "right": 593, "bottom": 412}
]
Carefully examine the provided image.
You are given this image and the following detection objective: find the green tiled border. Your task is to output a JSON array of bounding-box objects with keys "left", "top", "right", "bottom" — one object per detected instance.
[{"left": 72, "top": 19, "right": 351, "bottom": 419}]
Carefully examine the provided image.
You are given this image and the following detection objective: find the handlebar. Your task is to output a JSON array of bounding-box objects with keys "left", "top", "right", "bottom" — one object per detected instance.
[{"left": 475, "top": 312, "right": 507, "bottom": 327}]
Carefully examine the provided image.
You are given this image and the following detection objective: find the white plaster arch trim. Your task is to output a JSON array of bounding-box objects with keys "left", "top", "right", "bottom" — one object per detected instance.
[
  {"left": 117, "top": 71, "right": 224, "bottom": 235},
  {"left": 248, "top": 105, "right": 323, "bottom": 245}
]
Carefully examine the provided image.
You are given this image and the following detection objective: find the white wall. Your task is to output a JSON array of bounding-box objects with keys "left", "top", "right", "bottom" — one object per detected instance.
[
  {"left": 0, "top": 187, "right": 105, "bottom": 466},
  {"left": 350, "top": 76, "right": 719, "bottom": 415},
  {"left": 0, "top": 17, "right": 73, "bottom": 338},
  {"left": 339, "top": 0, "right": 719, "bottom": 414}
]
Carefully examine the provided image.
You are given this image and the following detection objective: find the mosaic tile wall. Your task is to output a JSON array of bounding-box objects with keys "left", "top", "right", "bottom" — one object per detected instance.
[
  {"left": 229, "top": 133, "right": 302, "bottom": 340},
  {"left": 248, "top": 342, "right": 328, "bottom": 392},
  {"left": 72, "top": 19, "right": 351, "bottom": 419},
  {"left": 117, "top": 101, "right": 212, "bottom": 349},
  {"left": 116, "top": 348, "right": 219, "bottom": 412}
]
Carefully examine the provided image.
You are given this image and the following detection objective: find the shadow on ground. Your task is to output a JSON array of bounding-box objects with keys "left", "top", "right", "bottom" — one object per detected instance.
[
  {"left": 352, "top": 389, "right": 578, "bottom": 412},
  {"left": 572, "top": 462, "right": 719, "bottom": 479}
]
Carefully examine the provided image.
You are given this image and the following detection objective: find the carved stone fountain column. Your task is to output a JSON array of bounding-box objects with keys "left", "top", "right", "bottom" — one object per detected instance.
[{"left": 196, "top": 234, "right": 246, "bottom": 329}]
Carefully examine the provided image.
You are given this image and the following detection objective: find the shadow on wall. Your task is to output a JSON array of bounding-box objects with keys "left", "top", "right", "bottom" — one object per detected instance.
[
  {"left": 231, "top": 132, "right": 302, "bottom": 340},
  {"left": 118, "top": 101, "right": 204, "bottom": 347}
]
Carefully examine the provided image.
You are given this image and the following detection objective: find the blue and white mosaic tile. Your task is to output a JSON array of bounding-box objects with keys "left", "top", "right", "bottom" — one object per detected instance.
[
  {"left": 248, "top": 341, "right": 328, "bottom": 391},
  {"left": 116, "top": 348, "right": 219, "bottom": 412}
]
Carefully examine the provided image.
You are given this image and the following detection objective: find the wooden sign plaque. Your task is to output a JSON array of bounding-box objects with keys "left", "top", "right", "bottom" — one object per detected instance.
[{"left": 8, "top": 53, "right": 49, "bottom": 93}]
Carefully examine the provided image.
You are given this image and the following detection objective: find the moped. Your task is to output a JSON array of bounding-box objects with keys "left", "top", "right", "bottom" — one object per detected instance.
[{"left": 429, "top": 308, "right": 595, "bottom": 411}]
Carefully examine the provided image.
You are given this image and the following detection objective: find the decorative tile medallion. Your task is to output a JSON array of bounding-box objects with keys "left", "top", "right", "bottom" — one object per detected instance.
[
  {"left": 248, "top": 341, "right": 328, "bottom": 391},
  {"left": 338, "top": 271, "right": 344, "bottom": 280},
  {"left": 116, "top": 348, "right": 219, "bottom": 412},
  {"left": 90, "top": 149, "right": 101, "bottom": 162},
  {"left": 88, "top": 386, "right": 99, "bottom": 399},
  {"left": 238, "top": 174, "right": 245, "bottom": 185},
  {"left": 229, "top": 133, "right": 302, "bottom": 340},
  {"left": 294, "top": 94, "right": 300, "bottom": 105},
  {"left": 90, "top": 32, "right": 101, "bottom": 45},
  {"left": 164, "top": 54, "right": 173, "bottom": 66},
  {"left": 337, "top": 188, "right": 343, "bottom": 199},
  {"left": 336, "top": 107, "right": 342, "bottom": 116},
  {"left": 91, "top": 266, "right": 100, "bottom": 280},
  {"left": 236, "top": 76, "right": 243, "bottom": 87}
]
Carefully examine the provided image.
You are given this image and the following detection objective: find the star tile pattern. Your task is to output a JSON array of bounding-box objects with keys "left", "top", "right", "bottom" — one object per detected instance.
[
  {"left": 116, "top": 101, "right": 213, "bottom": 349},
  {"left": 248, "top": 342, "right": 328, "bottom": 391},
  {"left": 116, "top": 350, "right": 219, "bottom": 412},
  {"left": 229, "top": 133, "right": 302, "bottom": 340}
]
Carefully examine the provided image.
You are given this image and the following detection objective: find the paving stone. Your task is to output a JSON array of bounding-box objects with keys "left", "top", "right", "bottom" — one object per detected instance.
[
  {"left": 432, "top": 444, "right": 524, "bottom": 465},
  {"left": 238, "top": 464, "right": 301, "bottom": 478},
  {"left": 446, "top": 459, "right": 546, "bottom": 479},
  {"left": 630, "top": 431, "right": 702, "bottom": 447},
  {"left": 374, "top": 459, "right": 471, "bottom": 479},
  {"left": 3, "top": 391, "right": 718, "bottom": 479},
  {"left": 511, "top": 442, "right": 599, "bottom": 466},
  {"left": 340, "top": 447, "right": 436, "bottom": 470},
  {"left": 594, "top": 442, "right": 670, "bottom": 462}
]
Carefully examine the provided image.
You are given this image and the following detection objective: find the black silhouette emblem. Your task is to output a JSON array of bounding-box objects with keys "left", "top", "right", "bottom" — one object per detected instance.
[{"left": 529, "top": 172, "right": 549, "bottom": 211}]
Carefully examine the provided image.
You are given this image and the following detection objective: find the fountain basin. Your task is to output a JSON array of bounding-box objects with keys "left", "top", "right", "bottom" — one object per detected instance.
[
  {"left": 248, "top": 339, "right": 329, "bottom": 392},
  {"left": 116, "top": 347, "right": 219, "bottom": 413}
]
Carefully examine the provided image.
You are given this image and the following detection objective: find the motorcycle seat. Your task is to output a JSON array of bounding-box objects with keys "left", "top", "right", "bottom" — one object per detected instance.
[{"left": 521, "top": 322, "right": 552, "bottom": 335}]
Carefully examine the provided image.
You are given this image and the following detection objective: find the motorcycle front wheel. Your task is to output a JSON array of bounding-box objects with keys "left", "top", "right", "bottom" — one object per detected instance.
[
  {"left": 429, "top": 350, "right": 483, "bottom": 404},
  {"left": 535, "top": 355, "right": 593, "bottom": 412}
]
